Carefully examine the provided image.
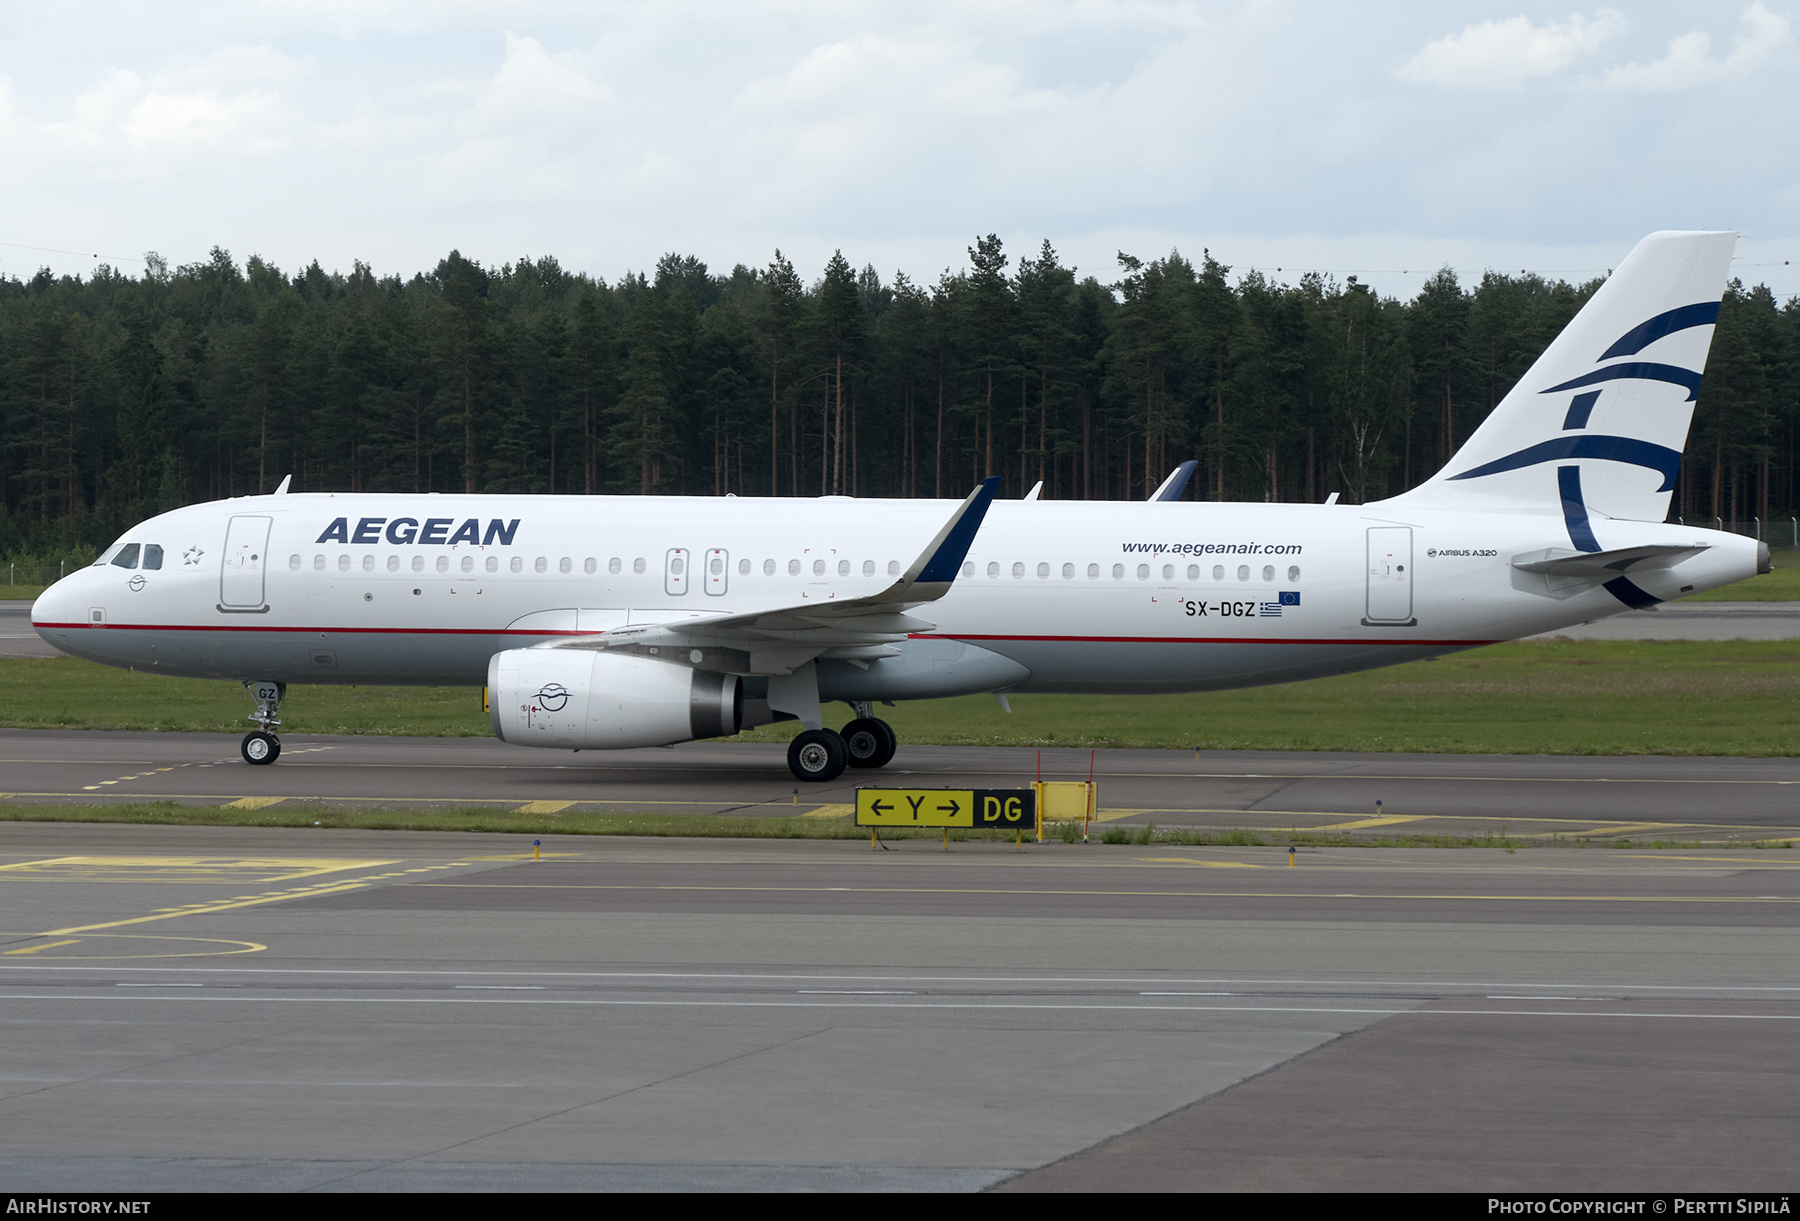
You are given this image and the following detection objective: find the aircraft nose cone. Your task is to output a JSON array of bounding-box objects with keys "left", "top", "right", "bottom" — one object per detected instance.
[{"left": 31, "top": 574, "right": 84, "bottom": 647}]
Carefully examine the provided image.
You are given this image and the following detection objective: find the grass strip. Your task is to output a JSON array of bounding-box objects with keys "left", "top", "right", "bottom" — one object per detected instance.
[
  {"left": 0, "top": 801, "right": 1791, "bottom": 850},
  {"left": 2, "top": 638, "right": 1797, "bottom": 755},
  {"left": 0, "top": 801, "right": 996, "bottom": 842},
  {"left": 1684, "top": 547, "right": 1800, "bottom": 601}
]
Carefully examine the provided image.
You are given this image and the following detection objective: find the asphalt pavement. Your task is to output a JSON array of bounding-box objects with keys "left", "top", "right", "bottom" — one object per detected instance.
[
  {"left": 0, "top": 825, "right": 1794, "bottom": 1192},
  {"left": 4, "top": 730, "right": 1798, "bottom": 844}
]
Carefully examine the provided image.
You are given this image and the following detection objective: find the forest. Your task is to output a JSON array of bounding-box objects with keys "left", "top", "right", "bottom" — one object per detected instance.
[{"left": 2, "top": 235, "right": 1795, "bottom": 568}]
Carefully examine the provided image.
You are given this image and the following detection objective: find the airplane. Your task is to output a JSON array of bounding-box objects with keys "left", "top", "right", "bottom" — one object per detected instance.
[{"left": 31, "top": 230, "right": 1766, "bottom": 783}]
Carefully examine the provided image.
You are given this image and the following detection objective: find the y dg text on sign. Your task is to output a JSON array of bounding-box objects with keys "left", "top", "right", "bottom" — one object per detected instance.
[{"left": 855, "top": 788, "right": 1037, "bottom": 829}]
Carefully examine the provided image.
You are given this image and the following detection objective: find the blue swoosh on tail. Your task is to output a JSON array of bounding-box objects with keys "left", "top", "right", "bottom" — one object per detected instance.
[
  {"left": 1540, "top": 362, "right": 1703, "bottom": 402},
  {"left": 1599, "top": 302, "right": 1720, "bottom": 361},
  {"left": 1447, "top": 435, "right": 1683, "bottom": 492}
]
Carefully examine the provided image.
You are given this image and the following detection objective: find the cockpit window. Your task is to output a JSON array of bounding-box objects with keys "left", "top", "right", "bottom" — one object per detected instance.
[
  {"left": 142, "top": 544, "right": 163, "bottom": 571},
  {"left": 110, "top": 544, "right": 141, "bottom": 570},
  {"left": 93, "top": 544, "right": 123, "bottom": 567}
]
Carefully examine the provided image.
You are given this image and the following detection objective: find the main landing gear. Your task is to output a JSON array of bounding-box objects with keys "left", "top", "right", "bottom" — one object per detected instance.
[
  {"left": 240, "top": 680, "right": 284, "bottom": 765},
  {"left": 786, "top": 703, "right": 899, "bottom": 783}
]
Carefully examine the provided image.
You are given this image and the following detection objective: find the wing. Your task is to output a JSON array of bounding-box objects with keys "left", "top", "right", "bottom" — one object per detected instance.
[{"left": 548, "top": 477, "right": 1002, "bottom": 675}]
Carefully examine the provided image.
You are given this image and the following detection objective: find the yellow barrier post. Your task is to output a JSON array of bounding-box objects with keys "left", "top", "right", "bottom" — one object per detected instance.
[
  {"left": 533, "top": 838, "right": 541, "bottom": 862},
  {"left": 1288, "top": 846, "right": 1295, "bottom": 867}
]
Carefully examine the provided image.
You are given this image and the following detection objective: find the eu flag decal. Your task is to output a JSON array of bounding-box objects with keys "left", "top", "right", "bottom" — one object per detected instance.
[{"left": 1278, "top": 591, "right": 1301, "bottom": 606}]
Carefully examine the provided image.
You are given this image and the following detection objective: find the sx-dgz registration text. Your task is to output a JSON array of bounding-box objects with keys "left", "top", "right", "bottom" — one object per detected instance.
[{"left": 1181, "top": 600, "right": 1260, "bottom": 618}]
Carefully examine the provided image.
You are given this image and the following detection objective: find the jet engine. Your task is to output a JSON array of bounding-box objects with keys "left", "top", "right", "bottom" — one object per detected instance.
[{"left": 487, "top": 649, "right": 740, "bottom": 749}]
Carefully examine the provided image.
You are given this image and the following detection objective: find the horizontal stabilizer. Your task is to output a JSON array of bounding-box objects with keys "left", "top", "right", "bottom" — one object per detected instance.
[{"left": 1511, "top": 543, "right": 1708, "bottom": 578}]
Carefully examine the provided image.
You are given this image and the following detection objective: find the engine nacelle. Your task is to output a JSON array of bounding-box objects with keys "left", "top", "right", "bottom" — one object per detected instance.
[{"left": 487, "top": 649, "right": 740, "bottom": 749}]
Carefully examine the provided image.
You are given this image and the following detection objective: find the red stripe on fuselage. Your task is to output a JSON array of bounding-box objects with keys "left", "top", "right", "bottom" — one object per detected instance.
[{"left": 31, "top": 622, "right": 1499, "bottom": 647}]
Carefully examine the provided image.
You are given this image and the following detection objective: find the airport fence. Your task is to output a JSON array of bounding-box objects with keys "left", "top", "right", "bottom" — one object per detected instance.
[
  {"left": 1673, "top": 519, "right": 1800, "bottom": 547},
  {"left": 4, "top": 557, "right": 94, "bottom": 589}
]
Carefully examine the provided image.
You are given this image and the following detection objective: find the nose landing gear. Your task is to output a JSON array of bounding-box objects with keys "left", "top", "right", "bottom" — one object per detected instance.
[{"left": 240, "top": 679, "right": 284, "bottom": 765}]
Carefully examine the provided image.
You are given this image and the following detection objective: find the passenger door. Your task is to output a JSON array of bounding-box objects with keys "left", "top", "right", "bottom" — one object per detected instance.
[
  {"left": 1365, "top": 527, "right": 1414, "bottom": 625},
  {"left": 220, "top": 515, "right": 273, "bottom": 611}
]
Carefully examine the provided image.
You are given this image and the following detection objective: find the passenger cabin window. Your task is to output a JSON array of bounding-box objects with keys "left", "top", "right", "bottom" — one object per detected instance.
[
  {"left": 338, "top": 555, "right": 351, "bottom": 572},
  {"left": 534, "top": 557, "right": 547, "bottom": 574},
  {"left": 987, "top": 562, "right": 999, "bottom": 578},
  {"left": 1288, "top": 565, "right": 1301, "bottom": 581},
  {"left": 413, "top": 555, "right": 425, "bottom": 573},
  {"left": 1213, "top": 565, "right": 1224, "bottom": 581},
  {"left": 1038, "top": 562, "right": 1050, "bottom": 579},
  {"left": 1136, "top": 564, "right": 1150, "bottom": 580},
  {"left": 1062, "top": 563, "right": 1074, "bottom": 579},
  {"left": 490, "top": 557, "right": 501, "bottom": 573},
  {"left": 1088, "top": 563, "right": 1100, "bottom": 579},
  {"left": 559, "top": 557, "right": 571, "bottom": 574},
  {"left": 1112, "top": 564, "right": 1124, "bottom": 579},
  {"left": 110, "top": 544, "right": 140, "bottom": 570},
  {"left": 289, "top": 554, "right": 301, "bottom": 571},
  {"left": 888, "top": 560, "right": 900, "bottom": 576},
  {"left": 1187, "top": 564, "right": 1199, "bottom": 580},
  {"left": 862, "top": 560, "right": 875, "bottom": 576},
  {"left": 813, "top": 559, "right": 826, "bottom": 575},
  {"left": 633, "top": 558, "right": 646, "bottom": 574},
  {"left": 315, "top": 555, "right": 326, "bottom": 571},
  {"left": 584, "top": 558, "right": 596, "bottom": 575},
  {"left": 609, "top": 557, "right": 621, "bottom": 574},
  {"left": 389, "top": 556, "right": 401, "bottom": 572},
  {"left": 837, "top": 560, "right": 849, "bottom": 576},
  {"left": 511, "top": 557, "right": 523, "bottom": 574},
  {"left": 789, "top": 559, "right": 801, "bottom": 575}
]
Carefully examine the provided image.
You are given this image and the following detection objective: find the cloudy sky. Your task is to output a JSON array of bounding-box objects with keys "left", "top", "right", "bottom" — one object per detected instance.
[{"left": 2, "top": 1, "right": 1795, "bottom": 298}]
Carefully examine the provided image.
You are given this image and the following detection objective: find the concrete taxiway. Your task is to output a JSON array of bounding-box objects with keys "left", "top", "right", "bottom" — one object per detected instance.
[
  {"left": 0, "top": 824, "right": 1795, "bottom": 1192},
  {"left": 5, "top": 729, "right": 1799, "bottom": 844}
]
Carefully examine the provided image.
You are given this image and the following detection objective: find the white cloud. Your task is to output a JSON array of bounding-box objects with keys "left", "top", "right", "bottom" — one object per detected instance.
[
  {"left": 0, "top": 2, "right": 1796, "bottom": 302},
  {"left": 1396, "top": 9, "right": 1626, "bottom": 90},
  {"left": 1600, "top": 2, "right": 1792, "bottom": 91}
]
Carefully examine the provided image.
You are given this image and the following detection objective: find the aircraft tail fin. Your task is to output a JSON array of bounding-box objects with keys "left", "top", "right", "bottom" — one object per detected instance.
[{"left": 1385, "top": 231, "right": 1737, "bottom": 527}]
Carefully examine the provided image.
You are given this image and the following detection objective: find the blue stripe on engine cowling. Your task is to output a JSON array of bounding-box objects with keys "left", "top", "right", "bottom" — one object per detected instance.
[{"left": 1558, "top": 466, "right": 1601, "bottom": 553}]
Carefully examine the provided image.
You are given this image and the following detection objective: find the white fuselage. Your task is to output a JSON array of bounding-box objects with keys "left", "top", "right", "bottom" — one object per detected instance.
[{"left": 30, "top": 491, "right": 1761, "bottom": 702}]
